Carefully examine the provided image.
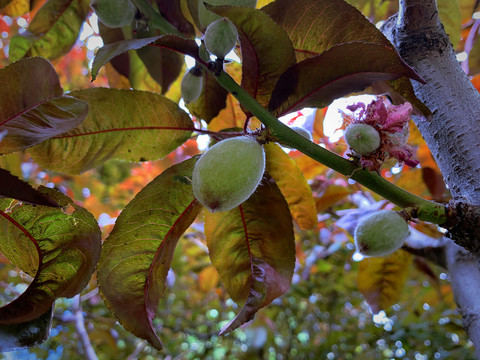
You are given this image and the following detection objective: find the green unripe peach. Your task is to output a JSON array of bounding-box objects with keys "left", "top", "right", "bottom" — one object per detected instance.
[
  {"left": 181, "top": 69, "right": 203, "bottom": 103},
  {"left": 354, "top": 210, "right": 409, "bottom": 257},
  {"left": 198, "top": 0, "right": 257, "bottom": 29},
  {"left": 344, "top": 123, "right": 381, "bottom": 155},
  {"left": 192, "top": 136, "right": 265, "bottom": 212},
  {"left": 204, "top": 18, "right": 238, "bottom": 59},
  {"left": 91, "top": 0, "right": 136, "bottom": 28}
]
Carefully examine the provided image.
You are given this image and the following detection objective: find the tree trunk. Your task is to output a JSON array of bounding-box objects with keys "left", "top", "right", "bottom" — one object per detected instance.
[{"left": 383, "top": 0, "right": 480, "bottom": 355}]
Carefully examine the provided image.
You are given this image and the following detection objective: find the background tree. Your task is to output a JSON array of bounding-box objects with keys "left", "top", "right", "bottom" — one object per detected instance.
[{"left": 0, "top": 0, "right": 479, "bottom": 359}]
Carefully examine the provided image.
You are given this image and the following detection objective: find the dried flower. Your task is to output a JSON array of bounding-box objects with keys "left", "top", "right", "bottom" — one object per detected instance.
[{"left": 342, "top": 96, "right": 419, "bottom": 172}]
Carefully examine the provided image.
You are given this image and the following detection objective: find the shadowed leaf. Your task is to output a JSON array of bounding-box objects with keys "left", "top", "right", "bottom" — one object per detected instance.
[
  {"left": 136, "top": 30, "right": 184, "bottom": 94},
  {"left": 154, "top": 0, "right": 195, "bottom": 37},
  {"left": 0, "top": 0, "right": 28, "bottom": 16},
  {"left": 269, "top": 42, "right": 424, "bottom": 116},
  {"left": 98, "top": 158, "right": 202, "bottom": 350},
  {"left": 0, "top": 169, "right": 58, "bottom": 207},
  {"left": 91, "top": 36, "right": 161, "bottom": 81},
  {"left": 186, "top": 70, "right": 229, "bottom": 123},
  {"left": 209, "top": 5, "right": 296, "bottom": 108},
  {"left": 357, "top": 249, "right": 413, "bottom": 314},
  {"left": 0, "top": 58, "right": 88, "bottom": 155},
  {"left": 28, "top": 88, "right": 194, "bottom": 174},
  {"left": 263, "top": 0, "right": 392, "bottom": 61},
  {"left": 264, "top": 143, "right": 317, "bottom": 230},
  {"left": 0, "top": 187, "right": 101, "bottom": 324},
  {"left": 0, "top": 304, "right": 53, "bottom": 351},
  {"left": 204, "top": 177, "right": 295, "bottom": 335},
  {"left": 9, "top": 0, "right": 91, "bottom": 61},
  {"left": 98, "top": 23, "right": 131, "bottom": 79}
]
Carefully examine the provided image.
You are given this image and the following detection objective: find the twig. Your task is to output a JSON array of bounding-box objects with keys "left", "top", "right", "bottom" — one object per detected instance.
[{"left": 73, "top": 295, "right": 98, "bottom": 360}]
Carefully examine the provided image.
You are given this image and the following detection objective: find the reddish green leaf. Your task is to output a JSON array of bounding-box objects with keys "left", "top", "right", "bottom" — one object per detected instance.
[
  {"left": 28, "top": 88, "right": 194, "bottom": 174},
  {"left": 136, "top": 29, "right": 184, "bottom": 94},
  {"left": 9, "top": 0, "right": 91, "bottom": 61},
  {"left": 91, "top": 36, "right": 161, "bottom": 81},
  {"left": 0, "top": 58, "right": 88, "bottom": 155},
  {"left": 0, "top": 187, "right": 101, "bottom": 324},
  {"left": 269, "top": 42, "right": 424, "bottom": 116},
  {"left": 97, "top": 158, "right": 202, "bottom": 350},
  {"left": 204, "top": 177, "right": 295, "bottom": 335},
  {"left": 0, "top": 304, "right": 53, "bottom": 351},
  {"left": 98, "top": 23, "right": 131, "bottom": 79},
  {"left": 154, "top": 0, "right": 195, "bottom": 37},
  {"left": 357, "top": 249, "right": 413, "bottom": 314},
  {"left": 186, "top": 70, "right": 229, "bottom": 123},
  {"left": 264, "top": 143, "right": 317, "bottom": 230},
  {"left": 263, "top": 0, "right": 392, "bottom": 61},
  {"left": 210, "top": 5, "right": 296, "bottom": 108},
  {"left": 92, "top": 35, "right": 202, "bottom": 82},
  {"left": 0, "top": 169, "right": 59, "bottom": 207}
]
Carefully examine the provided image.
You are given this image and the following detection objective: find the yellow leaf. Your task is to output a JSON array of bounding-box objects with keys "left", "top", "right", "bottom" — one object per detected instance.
[
  {"left": 1, "top": 0, "right": 29, "bottom": 16},
  {"left": 265, "top": 143, "right": 317, "bottom": 230},
  {"left": 315, "top": 184, "right": 350, "bottom": 213},
  {"left": 357, "top": 249, "right": 413, "bottom": 314},
  {"left": 198, "top": 265, "right": 220, "bottom": 293}
]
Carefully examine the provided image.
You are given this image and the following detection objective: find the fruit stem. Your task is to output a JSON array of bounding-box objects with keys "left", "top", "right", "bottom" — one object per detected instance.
[
  {"left": 130, "top": 0, "right": 182, "bottom": 36},
  {"left": 214, "top": 70, "right": 447, "bottom": 225}
]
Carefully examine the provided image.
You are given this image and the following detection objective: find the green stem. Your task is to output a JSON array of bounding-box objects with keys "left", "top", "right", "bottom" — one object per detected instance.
[
  {"left": 130, "top": 0, "right": 182, "bottom": 36},
  {"left": 215, "top": 70, "right": 447, "bottom": 224}
]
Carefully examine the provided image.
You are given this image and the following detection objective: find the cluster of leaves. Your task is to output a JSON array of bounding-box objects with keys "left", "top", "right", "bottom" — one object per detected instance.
[{"left": 0, "top": 0, "right": 478, "bottom": 358}]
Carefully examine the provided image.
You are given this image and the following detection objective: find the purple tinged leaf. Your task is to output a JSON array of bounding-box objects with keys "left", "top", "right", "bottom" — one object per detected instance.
[
  {"left": 269, "top": 42, "right": 424, "bottom": 116},
  {"left": 0, "top": 57, "right": 88, "bottom": 154},
  {"left": 0, "top": 169, "right": 59, "bottom": 207}
]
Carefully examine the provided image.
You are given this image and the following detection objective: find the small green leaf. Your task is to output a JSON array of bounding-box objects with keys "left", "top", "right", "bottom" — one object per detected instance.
[
  {"left": 210, "top": 5, "right": 296, "bottom": 108},
  {"left": 263, "top": 0, "right": 392, "bottom": 61},
  {"left": 0, "top": 57, "right": 88, "bottom": 155},
  {"left": 9, "top": 0, "right": 91, "bottom": 61},
  {"left": 204, "top": 176, "right": 295, "bottom": 335},
  {"left": 0, "top": 304, "right": 53, "bottom": 351},
  {"left": 357, "top": 249, "right": 413, "bottom": 314},
  {"left": 28, "top": 88, "right": 194, "bottom": 174},
  {"left": 0, "top": 187, "right": 101, "bottom": 324},
  {"left": 98, "top": 158, "right": 202, "bottom": 350},
  {"left": 269, "top": 42, "right": 424, "bottom": 116}
]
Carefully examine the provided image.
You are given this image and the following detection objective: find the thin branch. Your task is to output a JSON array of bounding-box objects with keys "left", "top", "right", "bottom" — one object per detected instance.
[
  {"left": 213, "top": 70, "right": 447, "bottom": 224},
  {"left": 73, "top": 295, "right": 98, "bottom": 360}
]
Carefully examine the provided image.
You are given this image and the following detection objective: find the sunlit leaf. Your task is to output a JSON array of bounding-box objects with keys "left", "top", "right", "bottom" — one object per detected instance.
[
  {"left": 0, "top": 0, "right": 28, "bottom": 16},
  {"left": 0, "top": 57, "right": 88, "bottom": 155},
  {"left": 0, "top": 187, "right": 101, "bottom": 324},
  {"left": 264, "top": 143, "right": 317, "bottom": 230},
  {"left": 0, "top": 168, "right": 58, "bottom": 207},
  {"left": 9, "top": 0, "right": 91, "bottom": 61},
  {"left": 98, "top": 158, "right": 202, "bottom": 350},
  {"left": 357, "top": 249, "right": 413, "bottom": 314},
  {"left": 209, "top": 4, "right": 296, "bottom": 108},
  {"left": 263, "top": 0, "right": 392, "bottom": 61},
  {"left": 0, "top": 304, "right": 53, "bottom": 351},
  {"left": 269, "top": 42, "right": 424, "bottom": 116},
  {"left": 198, "top": 265, "right": 220, "bottom": 293},
  {"left": 205, "top": 176, "right": 295, "bottom": 335},
  {"left": 29, "top": 88, "right": 194, "bottom": 174}
]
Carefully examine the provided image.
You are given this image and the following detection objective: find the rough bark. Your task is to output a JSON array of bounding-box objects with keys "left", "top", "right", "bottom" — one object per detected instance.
[{"left": 383, "top": 0, "right": 480, "bottom": 355}]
